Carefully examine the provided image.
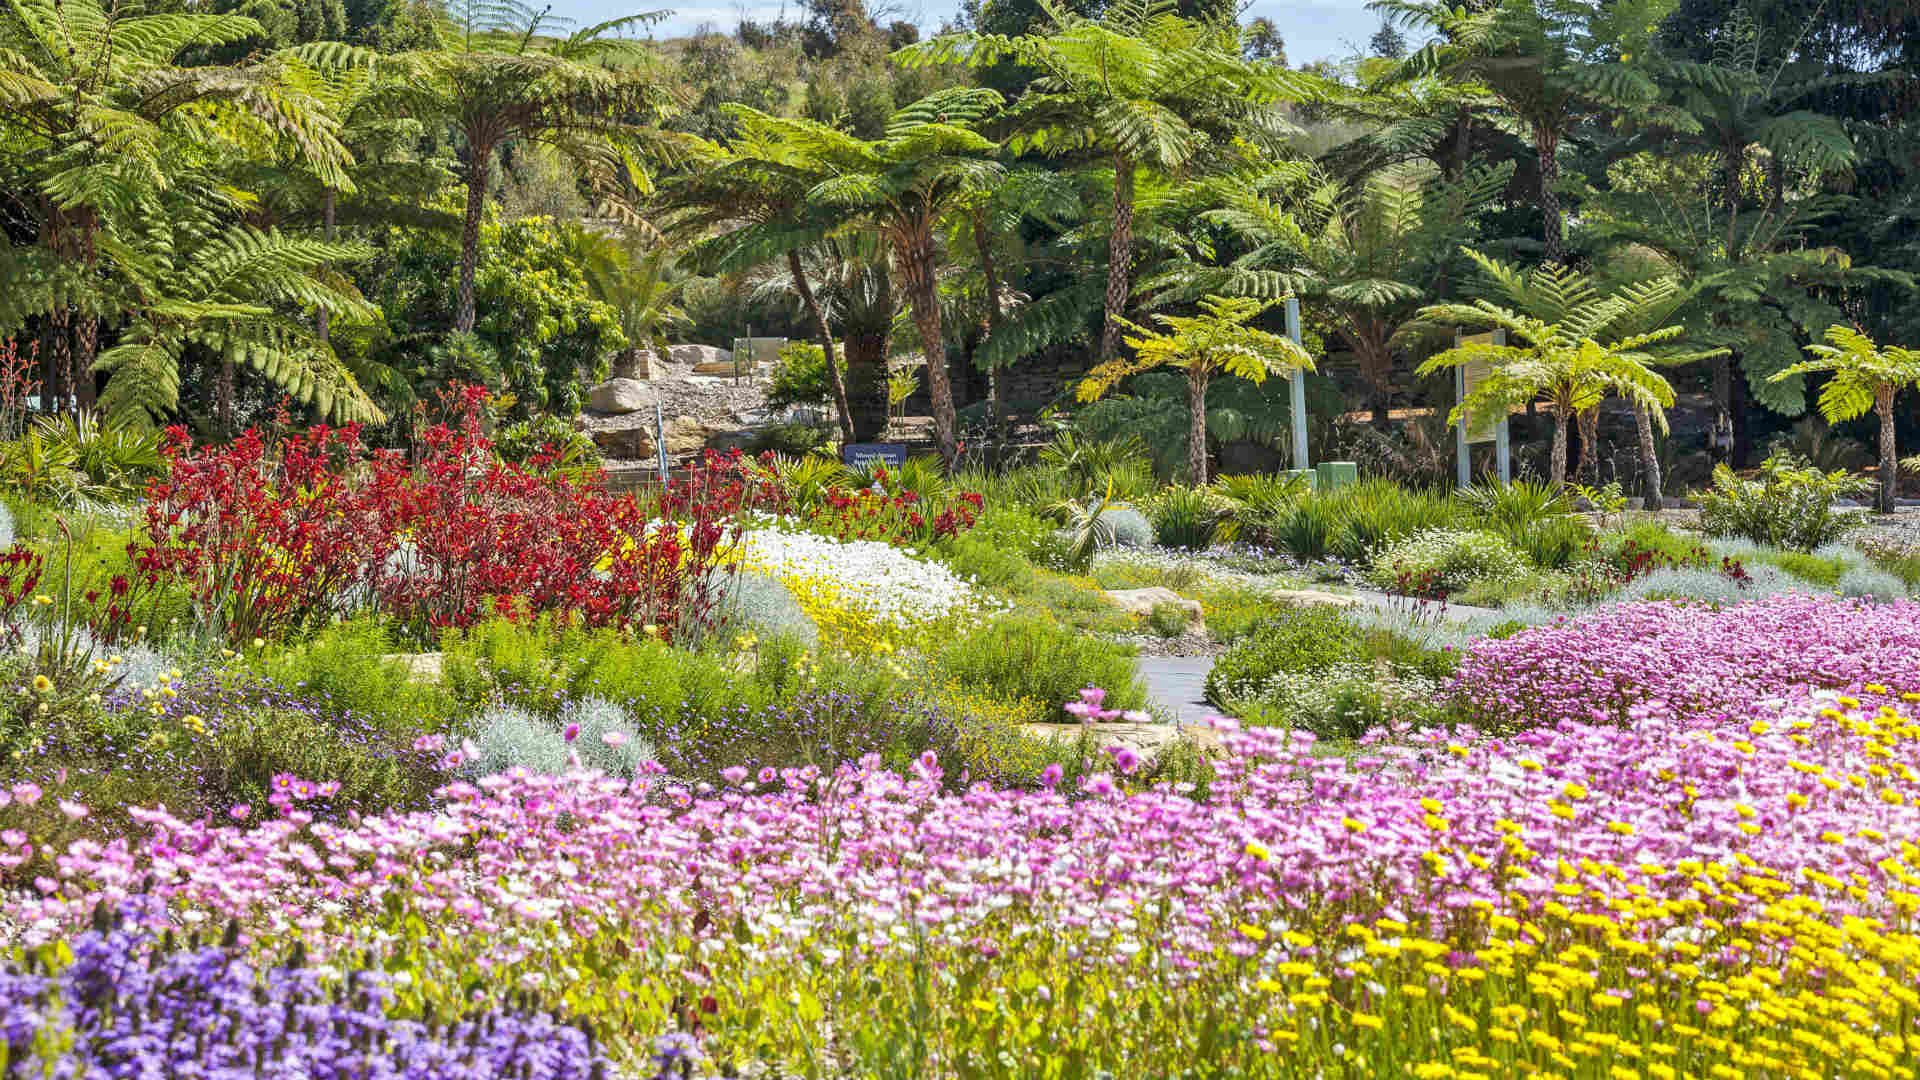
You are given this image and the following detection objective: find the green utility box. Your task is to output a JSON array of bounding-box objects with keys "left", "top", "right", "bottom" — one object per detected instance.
[{"left": 1315, "top": 461, "right": 1359, "bottom": 491}]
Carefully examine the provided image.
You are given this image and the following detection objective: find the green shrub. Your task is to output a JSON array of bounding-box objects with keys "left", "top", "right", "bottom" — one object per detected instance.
[
  {"left": 748, "top": 420, "right": 834, "bottom": 457},
  {"left": 259, "top": 618, "right": 455, "bottom": 732},
  {"left": 1752, "top": 549, "right": 1847, "bottom": 588},
  {"left": 494, "top": 415, "right": 601, "bottom": 471},
  {"left": 1205, "top": 604, "right": 1455, "bottom": 706},
  {"left": 1601, "top": 519, "right": 1710, "bottom": 570},
  {"left": 1215, "top": 472, "right": 1310, "bottom": 545},
  {"left": 1264, "top": 480, "right": 1462, "bottom": 564},
  {"left": 1149, "top": 486, "right": 1226, "bottom": 550},
  {"left": 1194, "top": 583, "right": 1275, "bottom": 642},
  {"left": 932, "top": 613, "right": 1145, "bottom": 719},
  {"left": 1224, "top": 661, "right": 1456, "bottom": 740},
  {"left": 1273, "top": 495, "right": 1340, "bottom": 560},
  {"left": 1364, "top": 529, "right": 1528, "bottom": 595},
  {"left": 1145, "top": 601, "right": 1190, "bottom": 637},
  {"left": 764, "top": 341, "right": 843, "bottom": 411},
  {"left": 202, "top": 702, "right": 444, "bottom": 815},
  {"left": 1855, "top": 533, "right": 1920, "bottom": 591},
  {"left": 1695, "top": 454, "right": 1869, "bottom": 551}
]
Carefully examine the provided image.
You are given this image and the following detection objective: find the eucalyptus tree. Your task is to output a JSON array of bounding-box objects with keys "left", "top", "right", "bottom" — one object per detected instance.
[{"left": 897, "top": 0, "right": 1307, "bottom": 367}]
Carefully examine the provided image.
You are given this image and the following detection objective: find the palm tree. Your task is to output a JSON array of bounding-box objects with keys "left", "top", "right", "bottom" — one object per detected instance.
[
  {"left": 1371, "top": 0, "right": 1662, "bottom": 263},
  {"left": 659, "top": 107, "right": 857, "bottom": 443},
  {"left": 1078, "top": 294, "right": 1313, "bottom": 484},
  {"left": 897, "top": 0, "right": 1304, "bottom": 367},
  {"left": 1145, "top": 159, "right": 1513, "bottom": 426},
  {"left": 1414, "top": 250, "right": 1722, "bottom": 491},
  {"left": 561, "top": 224, "right": 691, "bottom": 382},
  {"left": 754, "top": 87, "right": 1007, "bottom": 465},
  {"left": 1770, "top": 326, "right": 1920, "bottom": 513},
  {"left": 746, "top": 237, "right": 899, "bottom": 440},
  {"left": 428, "top": 0, "right": 683, "bottom": 335},
  {"left": 0, "top": 0, "right": 353, "bottom": 411}
]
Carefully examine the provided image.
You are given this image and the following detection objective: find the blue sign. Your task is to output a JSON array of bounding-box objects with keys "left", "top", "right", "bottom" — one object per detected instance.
[{"left": 842, "top": 442, "right": 908, "bottom": 469}]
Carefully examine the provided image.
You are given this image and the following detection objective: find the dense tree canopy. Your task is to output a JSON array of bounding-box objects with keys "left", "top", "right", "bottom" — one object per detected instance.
[{"left": 0, "top": 0, "right": 1915, "bottom": 500}]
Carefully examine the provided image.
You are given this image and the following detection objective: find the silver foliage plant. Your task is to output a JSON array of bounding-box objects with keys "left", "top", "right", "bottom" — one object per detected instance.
[
  {"left": 467, "top": 698, "right": 656, "bottom": 780},
  {"left": 713, "top": 570, "right": 818, "bottom": 647}
]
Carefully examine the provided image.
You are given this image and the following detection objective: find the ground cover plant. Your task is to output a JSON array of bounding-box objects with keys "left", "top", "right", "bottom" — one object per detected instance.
[{"left": 4, "top": 679, "right": 1918, "bottom": 1076}]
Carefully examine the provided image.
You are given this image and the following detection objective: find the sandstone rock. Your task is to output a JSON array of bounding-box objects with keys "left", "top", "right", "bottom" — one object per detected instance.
[
  {"left": 585, "top": 413, "right": 748, "bottom": 460},
  {"left": 670, "top": 344, "right": 732, "bottom": 368},
  {"left": 1104, "top": 586, "right": 1205, "bottom": 627},
  {"left": 611, "top": 349, "right": 669, "bottom": 381},
  {"left": 587, "top": 378, "right": 656, "bottom": 415},
  {"left": 381, "top": 652, "right": 443, "bottom": 681}
]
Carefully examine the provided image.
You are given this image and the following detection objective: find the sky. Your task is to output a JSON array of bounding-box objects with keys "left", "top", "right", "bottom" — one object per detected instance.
[{"left": 556, "top": 0, "right": 1385, "bottom": 67}]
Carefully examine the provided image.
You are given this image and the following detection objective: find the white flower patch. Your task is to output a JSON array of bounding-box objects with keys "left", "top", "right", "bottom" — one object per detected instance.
[{"left": 736, "top": 525, "right": 984, "bottom": 629}]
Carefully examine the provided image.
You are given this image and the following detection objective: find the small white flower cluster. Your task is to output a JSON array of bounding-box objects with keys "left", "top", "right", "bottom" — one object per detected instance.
[
  {"left": 1227, "top": 660, "right": 1446, "bottom": 726},
  {"left": 737, "top": 525, "right": 984, "bottom": 628}
]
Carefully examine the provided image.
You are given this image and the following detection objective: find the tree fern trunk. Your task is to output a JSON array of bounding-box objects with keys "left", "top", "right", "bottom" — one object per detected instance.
[
  {"left": 1188, "top": 363, "right": 1210, "bottom": 485},
  {"left": 789, "top": 248, "right": 853, "bottom": 446},
  {"left": 1575, "top": 407, "right": 1600, "bottom": 486},
  {"left": 318, "top": 187, "right": 337, "bottom": 343},
  {"left": 1634, "top": 399, "right": 1663, "bottom": 511},
  {"left": 1550, "top": 408, "right": 1569, "bottom": 491},
  {"left": 1877, "top": 385, "right": 1897, "bottom": 514},
  {"left": 217, "top": 352, "right": 236, "bottom": 436},
  {"left": 1099, "top": 153, "right": 1137, "bottom": 367},
  {"left": 901, "top": 234, "right": 956, "bottom": 467},
  {"left": 1535, "top": 122, "right": 1564, "bottom": 265},
  {"left": 46, "top": 306, "right": 70, "bottom": 415},
  {"left": 73, "top": 314, "right": 96, "bottom": 413},
  {"left": 973, "top": 210, "right": 1007, "bottom": 456},
  {"left": 455, "top": 143, "right": 493, "bottom": 336}
]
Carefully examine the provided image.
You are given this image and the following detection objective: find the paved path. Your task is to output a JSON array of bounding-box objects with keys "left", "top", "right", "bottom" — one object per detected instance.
[
  {"left": 1137, "top": 656, "right": 1216, "bottom": 724},
  {"left": 1133, "top": 588, "right": 1501, "bottom": 723}
]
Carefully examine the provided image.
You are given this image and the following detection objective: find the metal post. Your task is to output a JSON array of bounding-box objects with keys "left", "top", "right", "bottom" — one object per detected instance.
[
  {"left": 1494, "top": 327, "right": 1511, "bottom": 486},
  {"left": 1286, "top": 296, "right": 1308, "bottom": 471},
  {"left": 654, "top": 398, "right": 669, "bottom": 480},
  {"left": 1455, "top": 358, "right": 1471, "bottom": 489}
]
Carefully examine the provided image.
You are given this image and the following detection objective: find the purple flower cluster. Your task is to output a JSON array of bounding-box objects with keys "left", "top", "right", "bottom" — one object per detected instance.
[
  {"left": 1453, "top": 594, "right": 1920, "bottom": 729},
  {"left": 0, "top": 912, "right": 615, "bottom": 1079}
]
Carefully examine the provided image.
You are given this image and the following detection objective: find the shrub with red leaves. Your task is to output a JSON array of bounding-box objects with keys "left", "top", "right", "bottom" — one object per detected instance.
[
  {"left": 128, "top": 423, "right": 391, "bottom": 644},
  {"left": 127, "top": 388, "right": 740, "bottom": 644}
]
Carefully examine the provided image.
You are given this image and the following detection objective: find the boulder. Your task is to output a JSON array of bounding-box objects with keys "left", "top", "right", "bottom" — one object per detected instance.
[
  {"left": 670, "top": 344, "right": 732, "bottom": 369},
  {"left": 1104, "top": 587, "right": 1205, "bottom": 628},
  {"left": 587, "top": 378, "right": 656, "bottom": 415},
  {"left": 585, "top": 413, "right": 748, "bottom": 460},
  {"left": 611, "top": 349, "right": 669, "bottom": 381}
]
